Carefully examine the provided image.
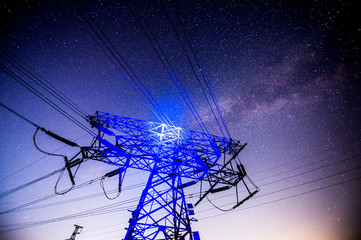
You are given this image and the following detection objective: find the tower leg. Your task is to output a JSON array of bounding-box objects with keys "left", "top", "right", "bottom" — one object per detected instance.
[{"left": 124, "top": 162, "right": 194, "bottom": 240}]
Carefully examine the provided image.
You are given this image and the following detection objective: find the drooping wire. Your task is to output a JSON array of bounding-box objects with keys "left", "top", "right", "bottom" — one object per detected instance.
[
  {"left": 100, "top": 177, "right": 121, "bottom": 200},
  {"left": 11, "top": 163, "right": 354, "bottom": 237},
  {"left": 1, "top": 165, "right": 360, "bottom": 232},
  {"left": 32, "top": 128, "right": 69, "bottom": 158},
  {"left": 206, "top": 195, "right": 233, "bottom": 212},
  {"left": 2, "top": 150, "right": 358, "bottom": 215},
  {"left": 0, "top": 149, "right": 358, "bottom": 219},
  {"left": 0, "top": 103, "right": 83, "bottom": 195},
  {"left": 0, "top": 133, "right": 88, "bottom": 182},
  {"left": 33, "top": 128, "right": 78, "bottom": 195},
  {"left": 54, "top": 169, "right": 75, "bottom": 195}
]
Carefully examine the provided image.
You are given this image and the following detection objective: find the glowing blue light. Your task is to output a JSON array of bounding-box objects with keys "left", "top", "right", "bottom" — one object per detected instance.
[{"left": 148, "top": 122, "right": 184, "bottom": 144}]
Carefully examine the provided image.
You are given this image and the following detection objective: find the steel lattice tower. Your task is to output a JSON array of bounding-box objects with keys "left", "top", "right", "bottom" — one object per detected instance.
[
  {"left": 80, "top": 112, "right": 258, "bottom": 240},
  {"left": 65, "top": 225, "right": 83, "bottom": 240}
]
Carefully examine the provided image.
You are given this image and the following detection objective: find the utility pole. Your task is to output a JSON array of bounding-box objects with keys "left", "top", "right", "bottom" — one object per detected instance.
[{"left": 65, "top": 225, "right": 83, "bottom": 240}]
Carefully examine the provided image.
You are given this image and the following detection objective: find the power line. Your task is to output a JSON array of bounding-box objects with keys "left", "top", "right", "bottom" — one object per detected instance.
[
  {"left": 2, "top": 162, "right": 359, "bottom": 234},
  {"left": 0, "top": 102, "right": 41, "bottom": 128},
  {"left": 0, "top": 203, "right": 135, "bottom": 232},
  {"left": 0, "top": 174, "right": 105, "bottom": 216},
  {"left": 0, "top": 63, "right": 95, "bottom": 136},
  {"left": 166, "top": 0, "right": 231, "bottom": 138},
  {"left": 0, "top": 189, "right": 201, "bottom": 232},
  {"left": 200, "top": 172, "right": 361, "bottom": 221},
  {"left": 204, "top": 155, "right": 361, "bottom": 206},
  {"left": 72, "top": 0, "right": 215, "bottom": 139},
  {"left": 2, "top": 149, "right": 358, "bottom": 216},
  {"left": 70, "top": 0, "right": 172, "bottom": 126},
  {"left": 0, "top": 169, "right": 146, "bottom": 215},
  {"left": 0, "top": 133, "right": 89, "bottom": 182},
  {"left": 11, "top": 182, "right": 146, "bottom": 213},
  {"left": 125, "top": 0, "right": 209, "bottom": 133},
  {"left": 255, "top": 150, "right": 361, "bottom": 184},
  {"left": 1, "top": 152, "right": 359, "bottom": 233},
  {"left": 1, "top": 49, "right": 88, "bottom": 119},
  {"left": 82, "top": 160, "right": 361, "bottom": 240},
  {"left": 0, "top": 102, "right": 83, "bottom": 151},
  {"left": 161, "top": 0, "right": 228, "bottom": 137},
  {"left": 0, "top": 167, "right": 66, "bottom": 199},
  {"left": 251, "top": 137, "right": 361, "bottom": 176},
  {"left": 0, "top": 102, "right": 82, "bottom": 149}
]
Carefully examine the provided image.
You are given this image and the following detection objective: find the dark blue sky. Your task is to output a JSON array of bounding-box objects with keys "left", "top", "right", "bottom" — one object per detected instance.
[{"left": 0, "top": 0, "right": 360, "bottom": 239}]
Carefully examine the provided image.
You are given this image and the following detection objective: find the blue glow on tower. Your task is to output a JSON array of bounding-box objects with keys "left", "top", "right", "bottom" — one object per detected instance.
[
  {"left": 148, "top": 122, "right": 184, "bottom": 144},
  {"left": 81, "top": 111, "right": 259, "bottom": 240}
]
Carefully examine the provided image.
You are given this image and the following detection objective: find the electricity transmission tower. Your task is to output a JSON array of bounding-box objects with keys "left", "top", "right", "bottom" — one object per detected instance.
[
  {"left": 0, "top": 2, "right": 258, "bottom": 237},
  {"left": 65, "top": 225, "right": 83, "bottom": 240},
  {"left": 77, "top": 111, "right": 258, "bottom": 240}
]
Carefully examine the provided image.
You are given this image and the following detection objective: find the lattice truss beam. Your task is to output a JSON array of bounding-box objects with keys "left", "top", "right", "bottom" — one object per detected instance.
[
  {"left": 83, "top": 112, "right": 244, "bottom": 182},
  {"left": 79, "top": 112, "right": 258, "bottom": 240}
]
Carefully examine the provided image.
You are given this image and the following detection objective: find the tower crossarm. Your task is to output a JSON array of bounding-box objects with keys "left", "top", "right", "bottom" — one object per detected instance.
[
  {"left": 90, "top": 111, "right": 243, "bottom": 156},
  {"left": 83, "top": 112, "right": 245, "bottom": 181}
]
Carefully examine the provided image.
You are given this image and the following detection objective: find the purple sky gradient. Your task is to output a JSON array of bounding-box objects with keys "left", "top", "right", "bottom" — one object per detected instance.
[{"left": 1, "top": 0, "right": 360, "bottom": 239}]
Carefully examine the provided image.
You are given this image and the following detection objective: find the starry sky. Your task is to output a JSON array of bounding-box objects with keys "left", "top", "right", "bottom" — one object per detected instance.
[{"left": 0, "top": 0, "right": 360, "bottom": 240}]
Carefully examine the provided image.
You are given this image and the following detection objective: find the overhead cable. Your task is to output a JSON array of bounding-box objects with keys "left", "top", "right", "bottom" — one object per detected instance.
[
  {"left": 1, "top": 49, "right": 88, "bottom": 118},
  {"left": 162, "top": 1, "right": 227, "bottom": 137},
  {"left": 126, "top": 0, "right": 209, "bottom": 133},
  {"left": 0, "top": 63, "right": 95, "bottom": 136},
  {"left": 71, "top": 0, "right": 172, "bottom": 126}
]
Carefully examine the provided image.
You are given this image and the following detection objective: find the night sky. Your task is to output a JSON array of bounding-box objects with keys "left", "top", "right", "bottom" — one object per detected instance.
[{"left": 0, "top": 0, "right": 360, "bottom": 240}]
